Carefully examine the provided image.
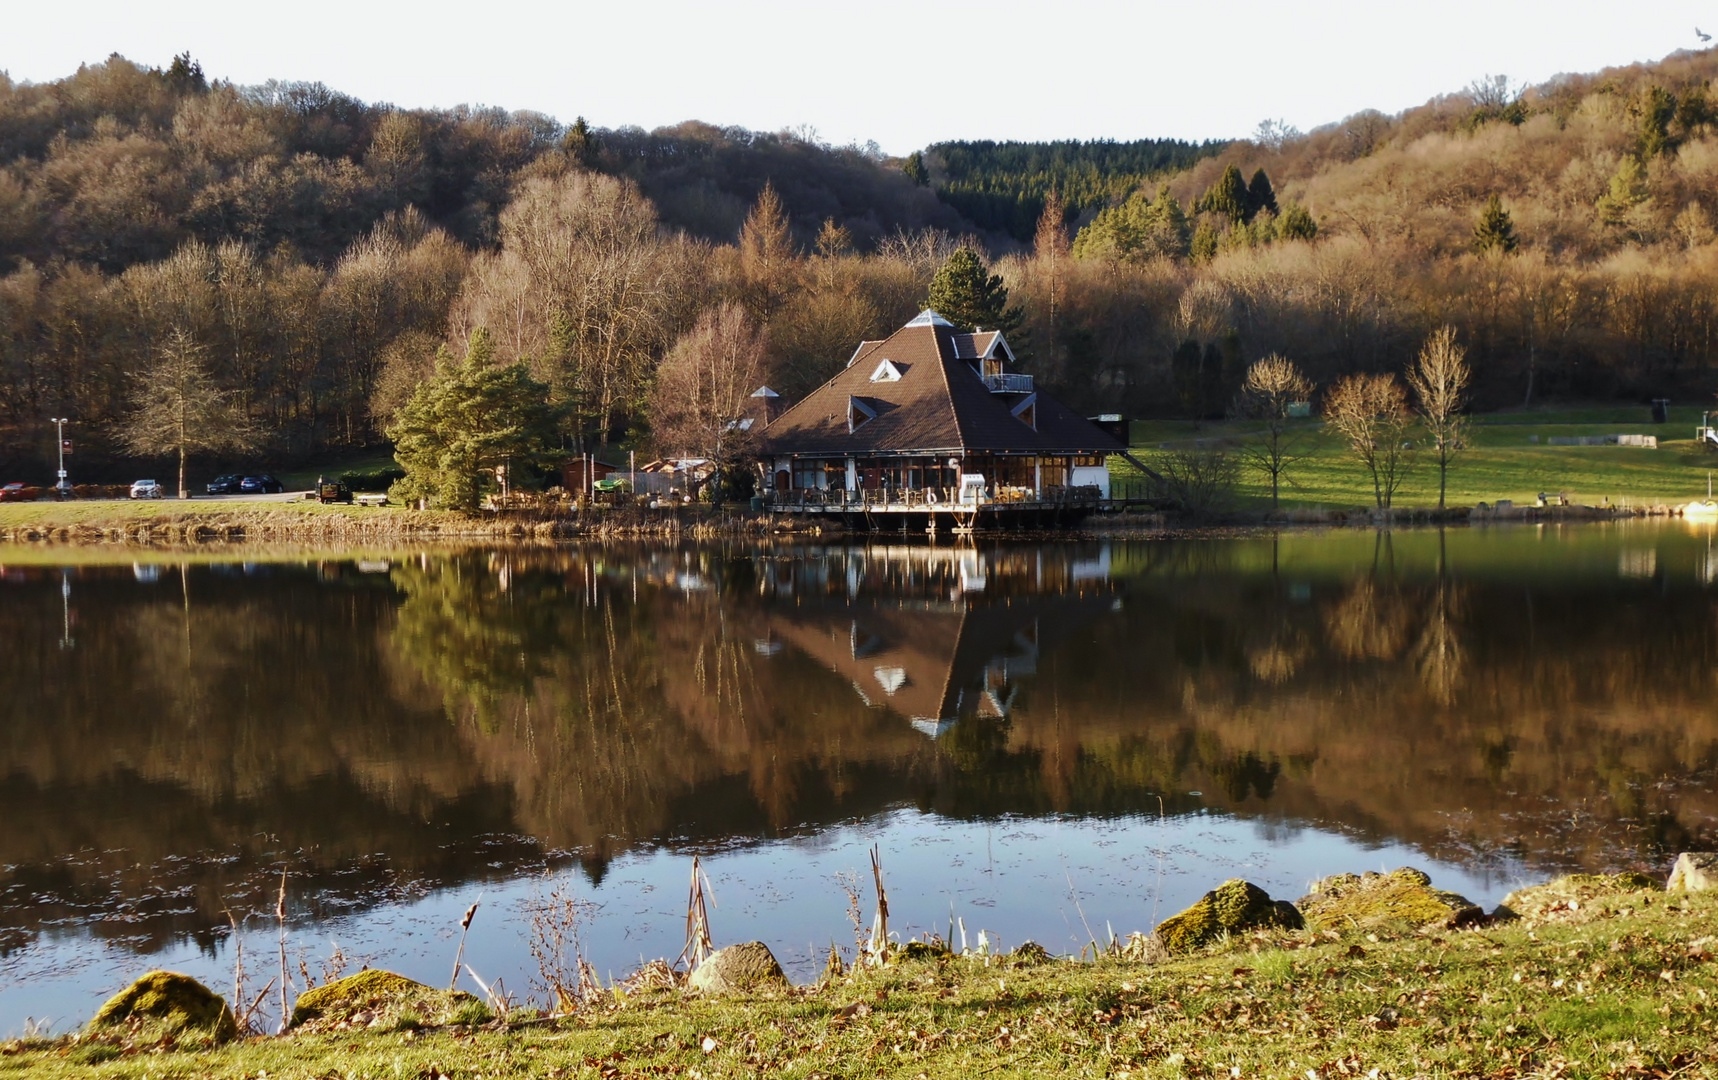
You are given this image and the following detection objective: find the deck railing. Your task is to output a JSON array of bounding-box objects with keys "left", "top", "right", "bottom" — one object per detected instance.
[
  {"left": 980, "top": 373, "right": 1034, "bottom": 394},
  {"left": 763, "top": 484, "right": 1103, "bottom": 510}
]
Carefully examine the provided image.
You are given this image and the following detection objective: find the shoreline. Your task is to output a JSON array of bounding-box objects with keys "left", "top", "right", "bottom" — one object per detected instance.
[
  {"left": 0, "top": 497, "right": 1694, "bottom": 547},
  {"left": 3, "top": 866, "right": 1712, "bottom": 1078}
]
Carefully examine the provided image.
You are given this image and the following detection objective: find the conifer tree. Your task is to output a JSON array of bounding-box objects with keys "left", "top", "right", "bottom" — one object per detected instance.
[
  {"left": 1171, "top": 340, "right": 1204, "bottom": 419},
  {"left": 902, "top": 151, "right": 929, "bottom": 187},
  {"left": 1277, "top": 202, "right": 1318, "bottom": 241},
  {"left": 739, "top": 183, "right": 798, "bottom": 325},
  {"left": 389, "top": 328, "right": 561, "bottom": 511},
  {"left": 1472, "top": 194, "right": 1519, "bottom": 254},
  {"left": 1190, "top": 221, "right": 1220, "bottom": 262},
  {"left": 1198, "top": 164, "right": 1249, "bottom": 219},
  {"left": 1246, "top": 169, "right": 1278, "bottom": 219},
  {"left": 1597, "top": 156, "right": 1650, "bottom": 226},
  {"left": 926, "top": 247, "right": 1022, "bottom": 335}
]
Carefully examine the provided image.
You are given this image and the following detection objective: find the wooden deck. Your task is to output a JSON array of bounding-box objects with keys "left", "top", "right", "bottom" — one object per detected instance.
[{"left": 763, "top": 488, "right": 1155, "bottom": 531}]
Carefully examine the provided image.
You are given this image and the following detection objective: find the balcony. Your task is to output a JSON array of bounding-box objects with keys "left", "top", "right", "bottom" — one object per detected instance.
[{"left": 981, "top": 372, "right": 1034, "bottom": 394}]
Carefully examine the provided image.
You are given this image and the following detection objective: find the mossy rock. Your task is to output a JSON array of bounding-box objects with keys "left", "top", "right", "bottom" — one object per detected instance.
[
  {"left": 1155, "top": 879, "right": 1303, "bottom": 954},
  {"left": 888, "top": 940, "right": 951, "bottom": 965},
  {"left": 687, "top": 942, "right": 788, "bottom": 995},
  {"left": 1297, "top": 868, "right": 1481, "bottom": 932},
  {"left": 1499, "top": 872, "right": 1660, "bottom": 919},
  {"left": 88, "top": 971, "right": 238, "bottom": 1043},
  {"left": 289, "top": 969, "right": 476, "bottom": 1030}
]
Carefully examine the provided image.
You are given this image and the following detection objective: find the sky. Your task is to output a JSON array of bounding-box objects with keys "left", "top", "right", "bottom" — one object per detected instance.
[{"left": 8, "top": 1, "right": 1718, "bottom": 155}]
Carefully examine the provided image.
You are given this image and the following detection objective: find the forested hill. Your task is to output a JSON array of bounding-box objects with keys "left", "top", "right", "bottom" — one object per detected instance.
[
  {"left": 917, "top": 138, "right": 1227, "bottom": 241},
  {"left": 0, "top": 55, "right": 970, "bottom": 276}
]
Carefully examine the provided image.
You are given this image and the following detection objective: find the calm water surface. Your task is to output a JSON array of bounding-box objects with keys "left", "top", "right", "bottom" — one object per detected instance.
[{"left": 2, "top": 525, "right": 1716, "bottom": 1033}]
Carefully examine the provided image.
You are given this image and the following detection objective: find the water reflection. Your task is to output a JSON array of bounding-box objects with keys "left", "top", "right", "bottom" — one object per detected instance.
[{"left": 2, "top": 526, "right": 1717, "bottom": 1024}]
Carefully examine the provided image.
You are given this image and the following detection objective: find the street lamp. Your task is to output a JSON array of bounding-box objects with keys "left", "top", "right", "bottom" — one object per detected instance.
[{"left": 49, "top": 417, "right": 70, "bottom": 498}]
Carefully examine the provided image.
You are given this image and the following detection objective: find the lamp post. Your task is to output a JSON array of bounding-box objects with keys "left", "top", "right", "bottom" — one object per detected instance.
[{"left": 50, "top": 417, "right": 70, "bottom": 498}]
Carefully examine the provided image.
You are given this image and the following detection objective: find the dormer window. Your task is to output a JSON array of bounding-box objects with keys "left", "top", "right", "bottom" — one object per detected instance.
[
  {"left": 870, "top": 359, "right": 903, "bottom": 383},
  {"left": 1011, "top": 393, "right": 1037, "bottom": 430},
  {"left": 847, "top": 395, "right": 876, "bottom": 433}
]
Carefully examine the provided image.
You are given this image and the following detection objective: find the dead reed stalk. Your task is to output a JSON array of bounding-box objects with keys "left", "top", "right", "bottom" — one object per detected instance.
[
  {"left": 867, "top": 844, "right": 890, "bottom": 965},
  {"left": 450, "top": 900, "right": 480, "bottom": 991},
  {"left": 275, "top": 869, "right": 290, "bottom": 1034},
  {"left": 678, "top": 855, "right": 715, "bottom": 972}
]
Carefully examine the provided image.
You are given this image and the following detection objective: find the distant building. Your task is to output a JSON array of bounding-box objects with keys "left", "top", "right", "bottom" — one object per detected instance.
[{"left": 756, "top": 310, "right": 1121, "bottom": 528}]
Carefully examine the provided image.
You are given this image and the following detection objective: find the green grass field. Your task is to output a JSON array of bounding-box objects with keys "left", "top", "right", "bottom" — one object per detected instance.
[{"left": 1125, "top": 403, "right": 1718, "bottom": 511}]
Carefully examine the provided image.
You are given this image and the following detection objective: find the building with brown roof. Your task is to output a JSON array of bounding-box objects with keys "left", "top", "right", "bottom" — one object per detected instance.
[{"left": 757, "top": 310, "right": 1122, "bottom": 528}]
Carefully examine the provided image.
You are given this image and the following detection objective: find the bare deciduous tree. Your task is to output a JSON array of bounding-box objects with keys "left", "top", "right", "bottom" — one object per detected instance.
[
  {"left": 1406, "top": 326, "right": 1471, "bottom": 510},
  {"left": 1237, "top": 353, "right": 1313, "bottom": 509},
  {"left": 1324, "top": 372, "right": 1413, "bottom": 509},
  {"left": 121, "top": 327, "right": 258, "bottom": 498},
  {"left": 650, "top": 303, "right": 769, "bottom": 481},
  {"left": 1158, "top": 444, "right": 1240, "bottom": 518}
]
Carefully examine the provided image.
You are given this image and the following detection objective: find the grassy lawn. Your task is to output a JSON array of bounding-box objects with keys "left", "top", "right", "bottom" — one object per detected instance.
[
  {"left": 1126, "top": 403, "right": 1718, "bottom": 510},
  {"left": 0, "top": 498, "right": 413, "bottom": 528},
  {"left": 4, "top": 878, "right": 1713, "bottom": 1078}
]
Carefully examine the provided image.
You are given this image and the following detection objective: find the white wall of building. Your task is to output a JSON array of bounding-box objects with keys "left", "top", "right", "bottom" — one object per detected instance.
[{"left": 1072, "top": 465, "right": 1110, "bottom": 497}]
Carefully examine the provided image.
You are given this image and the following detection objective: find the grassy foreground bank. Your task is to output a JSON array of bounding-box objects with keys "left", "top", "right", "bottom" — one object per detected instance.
[{"left": 5, "top": 877, "right": 1714, "bottom": 1079}]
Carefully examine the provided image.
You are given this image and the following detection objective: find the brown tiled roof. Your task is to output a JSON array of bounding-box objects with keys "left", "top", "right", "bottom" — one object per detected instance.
[{"left": 759, "top": 313, "right": 1121, "bottom": 456}]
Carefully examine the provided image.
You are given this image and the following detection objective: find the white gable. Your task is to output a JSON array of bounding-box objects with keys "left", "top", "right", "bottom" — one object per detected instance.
[{"left": 870, "top": 359, "right": 903, "bottom": 383}]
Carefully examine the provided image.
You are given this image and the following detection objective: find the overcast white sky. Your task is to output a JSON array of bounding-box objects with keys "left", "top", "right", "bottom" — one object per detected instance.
[{"left": 8, "top": 1, "right": 1717, "bottom": 154}]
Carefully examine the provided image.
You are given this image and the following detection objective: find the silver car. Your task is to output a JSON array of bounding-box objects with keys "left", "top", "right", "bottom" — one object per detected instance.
[{"left": 129, "top": 479, "right": 165, "bottom": 499}]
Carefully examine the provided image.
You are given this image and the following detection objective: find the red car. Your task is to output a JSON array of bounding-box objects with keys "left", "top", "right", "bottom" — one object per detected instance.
[{"left": 0, "top": 482, "right": 36, "bottom": 502}]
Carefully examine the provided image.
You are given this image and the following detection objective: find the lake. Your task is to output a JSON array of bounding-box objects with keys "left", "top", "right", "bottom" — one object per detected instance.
[{"left": 2, "top": 524, "right": 1715, "bottom": 1033}]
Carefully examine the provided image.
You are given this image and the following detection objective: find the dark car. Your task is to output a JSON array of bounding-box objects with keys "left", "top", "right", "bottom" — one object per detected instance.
[
  {"left": 239, "top": 474, "right": 284, "bottom": 495},
  {"left": 206, "top": 474, "right": 243, "bottom": 495}
]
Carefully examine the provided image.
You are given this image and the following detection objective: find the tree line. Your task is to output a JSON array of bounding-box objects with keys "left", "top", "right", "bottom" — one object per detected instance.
[{"left": 11, "top": 49, "right": 1718, "bottom": 487}]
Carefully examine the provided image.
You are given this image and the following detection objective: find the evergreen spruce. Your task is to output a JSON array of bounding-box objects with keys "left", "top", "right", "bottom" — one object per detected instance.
[
  {"left": 1171, "top": 340, "right": 1204, "bottom": 420},
  {"left": 902, "top": 151, "right": 929, "bottom": 187},
  {"left": 926, "top": 247, "right": 1023, "bottom": 335},
  {"left": 1190, "top": 221, "right": 1219, "bottom": 262},
  {"left": 1276, "top": 202, "right": 1318, "bottom": 241},
  {"left": 1472, "top": 195, "right": 1519, "bottom": 254},
  {"left": 1246, "top": 169, "right": 1278, "bottom": 219},
  {"left": 389, "top": 329, "right": 561, "bottom": 511},
  {"left": 1198, "top": 164, "right": 1249, "bottom": 219}
]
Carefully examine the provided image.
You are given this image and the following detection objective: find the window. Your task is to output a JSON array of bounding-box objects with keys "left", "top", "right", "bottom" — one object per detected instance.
[
  {"left": 1011, "top": 393, "right": 1037, "bottom": 430},
  {"left": 869, "top": 359, "right": 903, "bottom": 382},
  {"left": 847, "top": 396, "right": 876, "bottom": 432}
]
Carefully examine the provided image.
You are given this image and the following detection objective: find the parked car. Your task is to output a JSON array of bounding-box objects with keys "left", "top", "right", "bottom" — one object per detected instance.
[
  {"left": 239, "top": 474, "right": 284, "bottom": 495},
  {"left": 129, "top": 479, "right": 165, "bottom": 499},
  {"left": 0, "top": 481, "right": 33, "bottom": 502},
  {"left": 206, "top": 474, "right": 243, "bottom": 495}
]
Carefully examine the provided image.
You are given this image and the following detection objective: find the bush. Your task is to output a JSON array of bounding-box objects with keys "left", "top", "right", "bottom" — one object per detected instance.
[
  {"left": 340, "top": 467, "right": 406, "bottom": 493},
  {"left": 1158, "top": 445, "right": 1240, "bottom": 517}
]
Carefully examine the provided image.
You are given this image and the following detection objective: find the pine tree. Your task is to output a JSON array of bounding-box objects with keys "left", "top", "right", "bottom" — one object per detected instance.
[
  {"left": 1190, "top": 221, "right": 1219, "bottom": 262},
  {"left": 1277, "top": 201, "right": 1318, "bottom": 241},
  {"left": 1198, "top": 164, "right": 1249, "bottom": 219},
  {"left": 902, "top": 151, "right": 929, "bottom": 187},
  {"left": 1034, "top": 190, "right": 1069, "bottom": 355},
  {"left": 1597, "top": 156, "right": 1650, "bottom": 226},
  {"left": 389, "top": 328, "right": 561, "bottom": 511},
  {"left": 563, "top": 117, "right": 597, "bottom": 165},
  {"left": 926, "top": 247, "right": 1023, "bottom": 335},
  {"left": 739, "top": 182, "right": 798, "bottom": 325},
  {"left": 1171, "top": 340, "right": 1203, "bottom": 420},
  {"left": 1472, "top": 194, "right": 1519, "bottom": 254},
  {"left": 1246, "top": 169, "right": 1278, "bottom": 219}
]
